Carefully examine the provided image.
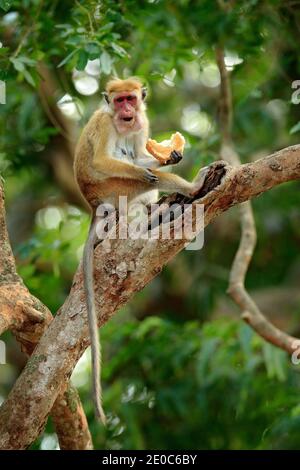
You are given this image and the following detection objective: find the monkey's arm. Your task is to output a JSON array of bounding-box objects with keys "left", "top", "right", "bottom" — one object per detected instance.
[
  {"left": 93, "top": 153, "right": 158, "bottom": 183},
  {"left": 136, "top": 155, "right": 162, "bottom": 169}
]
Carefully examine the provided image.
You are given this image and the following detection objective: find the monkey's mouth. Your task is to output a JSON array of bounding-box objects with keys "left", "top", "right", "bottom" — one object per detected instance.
[{"left": 122, "top": 117, "right": 133, "bottom": 122}]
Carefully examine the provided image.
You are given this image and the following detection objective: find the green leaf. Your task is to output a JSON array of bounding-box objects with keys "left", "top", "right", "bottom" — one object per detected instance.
[
  {"left": 100, "top": 51, "right": 112, "bottom": 75},
  {"left": 289, "top": 121, "right": 300, "bottom": 135},
  {"left": 263, "top": 343, "right": 287, "bottom": 381},
  {"left": 23, "top": 69, "right": 35, "bottom": 87},
  {"left": 85, "top": 42, "right": 101, "bottom": 60},
  {"left": 57, "top": 49, "right": 78, "bottom": 68},
  {"left": 55, "top": 24, "right": 73, "bottom": 29},
  {"left": 17, "top": 56, "right": 37, "bottom": 67},
  {"left": 0, "top": 0, "right": 12, "bottom": 11},
  {"left": 65, "top": 36, "right": 81, "bottom": 47},
  {"left": 10, "top": 58, "right": 25, "bottom": 72},
  {"left": 111, "top": 42, "right": 128, "bottom": 58},
  {"left": 98, "top": 22, "right": 114, "bottom": 33},
  {"left": 76, "top": 49, "right": 88, "bottom": 71}
]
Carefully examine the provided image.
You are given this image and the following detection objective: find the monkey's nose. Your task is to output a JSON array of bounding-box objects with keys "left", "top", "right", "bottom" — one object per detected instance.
[{"left": 120, "top": 109, "right": 134, "bottom": 120}]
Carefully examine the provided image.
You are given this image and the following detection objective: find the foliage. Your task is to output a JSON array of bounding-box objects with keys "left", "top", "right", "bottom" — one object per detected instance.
[
  {"left": 27, "top": 317, "right": 300, "bottom": 450},
  {"left": 1, "top": 0, "right": 300, "bottom": 450}
]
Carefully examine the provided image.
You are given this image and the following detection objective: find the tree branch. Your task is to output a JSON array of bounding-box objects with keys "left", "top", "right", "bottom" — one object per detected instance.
[
  {"left": 0, "top": 147, "right": 300, "bottom": 448},
  {"left": 216, "top": 47, "right": 233, "bottom": 148},
  {"left": 51, "top": 385, "right": 93, "bottom": 450},
  {"left": 215, "top": 47, "right": 297, "bottom": 353},
  {"left": 0, "top": 181, "right": 92, "bottom": 449},
  {"left": 0, "top": 184, "right": 19, "bottom": 284}
]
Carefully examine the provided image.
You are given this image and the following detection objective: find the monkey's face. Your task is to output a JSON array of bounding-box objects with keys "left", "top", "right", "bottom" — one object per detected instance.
[{"left": 112, "top": 91, "right": 142, "bottom": 134}]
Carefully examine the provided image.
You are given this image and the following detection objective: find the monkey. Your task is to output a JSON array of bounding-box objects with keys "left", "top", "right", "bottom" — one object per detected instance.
[{"left": 74, "top": 77, "right": 208, "bottom": 423}]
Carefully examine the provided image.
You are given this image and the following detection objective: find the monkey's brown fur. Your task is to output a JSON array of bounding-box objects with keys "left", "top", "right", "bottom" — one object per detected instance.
[{"left": 74, "top": 77, "right": 208, "bottom": 423}]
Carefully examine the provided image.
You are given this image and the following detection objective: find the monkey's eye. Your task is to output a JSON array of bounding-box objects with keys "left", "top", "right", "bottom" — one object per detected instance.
[
  {"left": 116, "top": 97, "right": 124, "bottom": 103},
  {"left": 127, "top": 96, "right": 134, "bottom": 101}
]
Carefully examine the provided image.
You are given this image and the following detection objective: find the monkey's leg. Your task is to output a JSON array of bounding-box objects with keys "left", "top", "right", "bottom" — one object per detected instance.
[
  {"left": 93, "top": 157, "right": 158, "bottom": 183},
  {"left": 152, "top": 166, "right": 208, "bottom": 197},
  {"left": 156, "top": 172, "right": 193, "bottom": 196},
  {"left": 136, "top": 156, "right": 162, "bottom": 169}
]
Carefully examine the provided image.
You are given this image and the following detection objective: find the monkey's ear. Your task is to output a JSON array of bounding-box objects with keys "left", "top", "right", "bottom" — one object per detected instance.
[
  {"left": 102, "top": 92, "right": 109, "bottom": 104},
  {"left": 142, "top": 87, "right": 147, "bottom": 101}
]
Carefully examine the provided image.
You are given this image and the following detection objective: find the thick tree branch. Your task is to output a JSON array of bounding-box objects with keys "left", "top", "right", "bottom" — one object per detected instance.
[
  {"left": 50, "top": 385, "right": 93, "bottom": 450},
  {"left": 0, "top": 185, "right": 19, "bottom": 284},
  {"left": 0, "top": 182, "right": 92, "bottom": 449},
  {"left": 0, "top": 147, "right": 300, "bottom": 449}
]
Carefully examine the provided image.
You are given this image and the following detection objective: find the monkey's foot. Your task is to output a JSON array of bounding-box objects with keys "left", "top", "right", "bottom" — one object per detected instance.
[
  {"left": 190, "top": 166, "right": 210, "bottom": 197},
  {"left": 190, "top": 160, "right": 229, "bottom": 198}
]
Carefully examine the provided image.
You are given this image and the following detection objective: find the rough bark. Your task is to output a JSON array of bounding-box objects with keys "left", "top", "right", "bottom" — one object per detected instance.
[{"left": 0, "top": 184, "right": 93, "bottom": 450}]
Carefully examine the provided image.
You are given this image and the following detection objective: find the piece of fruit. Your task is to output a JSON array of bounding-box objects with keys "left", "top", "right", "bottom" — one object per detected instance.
[{"left": 146, "top": 132, "right": 185, "bottom": 163}]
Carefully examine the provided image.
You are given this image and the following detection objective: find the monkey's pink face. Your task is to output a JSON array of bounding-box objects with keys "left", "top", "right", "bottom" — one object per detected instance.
[{"left": 113, "top": 92, "right": 142, "bottom": 134}]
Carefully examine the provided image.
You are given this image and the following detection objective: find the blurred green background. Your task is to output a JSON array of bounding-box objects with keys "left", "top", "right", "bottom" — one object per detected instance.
[{"left": 1, "top": 0, "right": 300, "bottom": 450}]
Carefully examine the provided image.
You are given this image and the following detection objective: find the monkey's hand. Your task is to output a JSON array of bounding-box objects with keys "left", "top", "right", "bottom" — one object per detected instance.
[
  {"left": 164, "top": 150, "right": 183, "bottom": 166},
  {"left": 142, "top": 168, "right": 159, "bottom": 184}
]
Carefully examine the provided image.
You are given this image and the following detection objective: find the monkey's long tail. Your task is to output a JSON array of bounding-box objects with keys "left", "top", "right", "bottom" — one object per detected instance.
[{"left": 83, "top": 216, "right": 106, "bottom": 424}]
